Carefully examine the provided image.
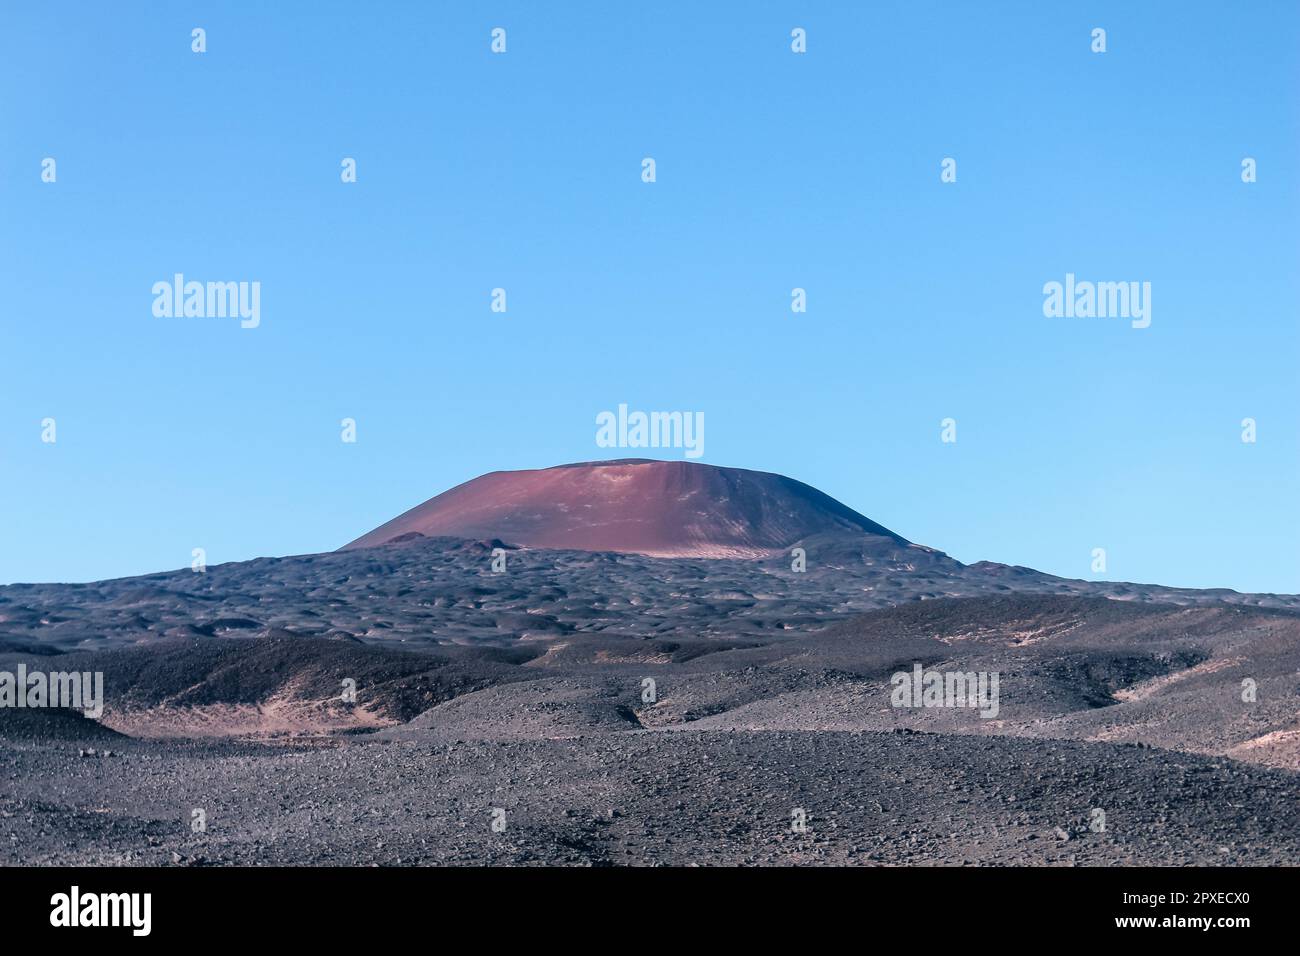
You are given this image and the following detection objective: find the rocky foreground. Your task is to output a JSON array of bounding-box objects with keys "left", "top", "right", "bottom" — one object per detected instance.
[{"left": 3, "top": 730, "right": 1298, "bottom": 866}]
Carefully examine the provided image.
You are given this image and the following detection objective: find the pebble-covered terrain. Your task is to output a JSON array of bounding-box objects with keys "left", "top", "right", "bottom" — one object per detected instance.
[{"left": 3, "top": 730, "right": 1297, "bottom": 866}]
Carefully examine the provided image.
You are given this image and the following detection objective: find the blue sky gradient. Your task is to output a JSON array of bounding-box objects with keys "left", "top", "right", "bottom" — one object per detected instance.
[{"left": 2, "top": 1, "right": 1297, "bottom": 592}]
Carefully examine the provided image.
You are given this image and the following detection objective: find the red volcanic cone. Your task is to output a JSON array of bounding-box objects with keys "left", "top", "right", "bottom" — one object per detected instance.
[{"left": 343, "top": 459, "right": 907, "bottom": 558}]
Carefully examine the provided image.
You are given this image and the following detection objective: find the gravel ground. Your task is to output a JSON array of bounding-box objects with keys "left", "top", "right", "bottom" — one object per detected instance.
[{"left": 3, "top": 729, "right": 1297, "bottom": 866}]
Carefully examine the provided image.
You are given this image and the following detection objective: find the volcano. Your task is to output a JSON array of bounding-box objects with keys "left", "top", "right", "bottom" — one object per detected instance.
[{"left": 343, "top": 459, "right": 908, "bottom": 558}]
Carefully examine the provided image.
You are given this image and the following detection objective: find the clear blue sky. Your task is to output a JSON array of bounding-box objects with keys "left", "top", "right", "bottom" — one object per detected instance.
[{"left": 2, "top": 1, "right": 1297, "bottom": 593}]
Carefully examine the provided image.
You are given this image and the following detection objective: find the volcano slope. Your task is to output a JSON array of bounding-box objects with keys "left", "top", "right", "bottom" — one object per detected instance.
[
  {"left": 2, "top": 589, "right": 1299, "bottom": 866},
  {"left": 342, "top": 459, "right": 909, "bottom": 557}
]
